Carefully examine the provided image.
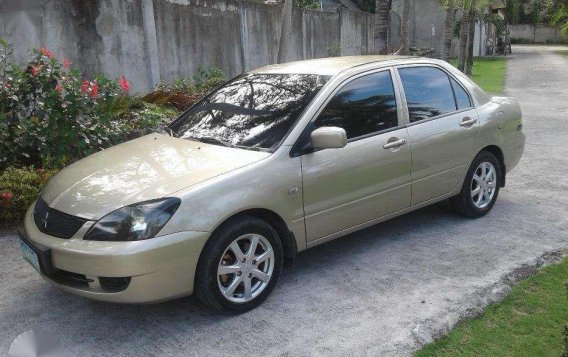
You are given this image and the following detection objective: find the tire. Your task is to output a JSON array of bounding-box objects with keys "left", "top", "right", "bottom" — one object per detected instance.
[
  {"left": 450, "top": 151, "right": 501, "bottom": 218},
  {"left": 194, "top": 215, "right": 283, "bottom": 312}
]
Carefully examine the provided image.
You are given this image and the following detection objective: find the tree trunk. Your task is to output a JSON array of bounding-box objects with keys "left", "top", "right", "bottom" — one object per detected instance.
[
  {"left": 457, "top": 7, "right": 470, "bottom": 72},
  {"left": 277, "top": 0, "right": 294, "bottom": 64},
  {"left": 400, "top": 0, "right": 410, "bottom": 55},
  {"left": 465, "top": 1, "right": 476, "bottom": 76},
  {"left": 374, "top": 0, "right": 390, "bottom": 54},
  {"left": 441, "top": 5, "right": 457, "bottom": 61}
]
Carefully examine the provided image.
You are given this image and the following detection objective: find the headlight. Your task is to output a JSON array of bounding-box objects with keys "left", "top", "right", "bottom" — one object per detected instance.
[{"left": 84, "top": 198, "right": 181, "bottom": 241}]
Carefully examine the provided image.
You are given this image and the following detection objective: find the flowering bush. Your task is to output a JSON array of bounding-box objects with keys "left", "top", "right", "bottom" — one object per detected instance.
[
  {"left": 0, "top": 43, "right": 136, "bottom": 169},
  {"left": 0, "top": 167, "right": 57, "bottom": 224}
]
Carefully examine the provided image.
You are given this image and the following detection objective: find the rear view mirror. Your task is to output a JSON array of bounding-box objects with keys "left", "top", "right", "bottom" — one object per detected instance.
[{"left": 310, "top": 126, "right": 347, "bottom": 150}]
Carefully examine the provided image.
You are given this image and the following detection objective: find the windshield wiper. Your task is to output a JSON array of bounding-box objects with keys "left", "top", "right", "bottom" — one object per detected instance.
[{"left": 190, "top": 136, "right": 233, "bottom": 148}]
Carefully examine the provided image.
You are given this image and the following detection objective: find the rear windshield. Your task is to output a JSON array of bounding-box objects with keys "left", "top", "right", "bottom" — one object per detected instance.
[{"left": 170, "top": 73, "right": 329, "bottom": 150}]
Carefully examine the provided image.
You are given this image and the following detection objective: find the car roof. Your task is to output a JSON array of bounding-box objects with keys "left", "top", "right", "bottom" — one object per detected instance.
[{"left": 250, "top": 55, "right": 417, "bottom": 76}]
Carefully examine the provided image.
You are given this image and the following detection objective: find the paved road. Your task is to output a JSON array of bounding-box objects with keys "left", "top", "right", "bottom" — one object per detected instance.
[{"left": 2, "top": 46, "right": 568, "bottom": 356}]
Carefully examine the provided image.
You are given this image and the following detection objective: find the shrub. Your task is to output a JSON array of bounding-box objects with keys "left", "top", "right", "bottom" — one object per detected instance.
[
  {"left": 0, "top": 44, "right": 135, "bottom": 169},
  {"left": 145, "top": 66, "right": 226, "bottom": 111},
  {"left": 0, "top": 167, "right": 58, "bottom": 224}
]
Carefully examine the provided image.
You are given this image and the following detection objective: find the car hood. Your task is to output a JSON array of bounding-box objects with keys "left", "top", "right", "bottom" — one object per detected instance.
[{"left": 42, "top": 133, "right": 270, "bottom": 220}]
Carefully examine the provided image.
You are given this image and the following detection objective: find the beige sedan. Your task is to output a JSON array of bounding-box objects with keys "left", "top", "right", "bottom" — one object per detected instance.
[{"left": 20, "top": 56, "right": 525, "bottom": 311}]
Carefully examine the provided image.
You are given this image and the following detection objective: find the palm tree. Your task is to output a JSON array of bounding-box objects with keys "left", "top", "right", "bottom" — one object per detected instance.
[
  {"left": 457, "top": 1, "right": 471, "bottom": 72},
  {"left": 400, "top": 0, "right": 410, "bottom": 55},
  {"left": 374, "top": 0, "right": 391, "bottom": 54},
  {"left": 440, "top": 0, "right": 458, "bottom": 61},
  {"left": 465, "top": 0, "right": 476, "bottom": 75}
]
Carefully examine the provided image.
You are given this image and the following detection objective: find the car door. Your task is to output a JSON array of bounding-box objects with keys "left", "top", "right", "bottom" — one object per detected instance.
[
  {"left": 395, "top": 65, "right": 480, "bottom": 205},
  {"left": 297, "top": 69, "right": 412, "bottom": 242}
]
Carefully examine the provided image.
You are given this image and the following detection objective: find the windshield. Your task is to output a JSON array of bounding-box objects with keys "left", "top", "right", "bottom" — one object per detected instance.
[{"left": 169, "top": 73, "right": 329, "bottom": 150}]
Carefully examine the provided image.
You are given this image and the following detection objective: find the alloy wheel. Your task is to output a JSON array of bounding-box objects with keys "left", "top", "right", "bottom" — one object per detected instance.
[
  {"left": 217, "top": 233, "right": 275, "bottom": 303},
  {"left": 470, "top": 161, "right": 497, "bottom": 209}
]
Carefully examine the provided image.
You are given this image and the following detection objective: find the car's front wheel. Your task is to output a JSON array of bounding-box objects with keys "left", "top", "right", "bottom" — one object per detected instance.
[
  {"left": 450, "top": 151, "right": 501, "bottom": 218},
  {"left": 194, "top": 216, "right": 283, "bottom": 312}
]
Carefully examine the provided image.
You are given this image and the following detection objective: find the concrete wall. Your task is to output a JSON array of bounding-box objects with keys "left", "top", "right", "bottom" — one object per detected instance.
[
  {"left": 389, "top": 0, "right": 446, "bottom": 55},
  {"left": 0, "top": 0, "right": 374, "bottom": 92},
  {"left": 510, "top": 24, "right": 568, "bottom": 44}
]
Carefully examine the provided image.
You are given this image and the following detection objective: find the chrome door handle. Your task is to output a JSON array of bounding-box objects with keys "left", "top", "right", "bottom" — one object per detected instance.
[
  {"left": 460, "top": 117, "right": 477, "bottom": 127},
  {"left": 383, "top": 138, "right": 407, "bottom": 150}
]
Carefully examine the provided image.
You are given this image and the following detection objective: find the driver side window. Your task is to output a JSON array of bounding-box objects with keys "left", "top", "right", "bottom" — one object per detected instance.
[{"left": 314, "top": 71, "right": 398, "bottom": 139}]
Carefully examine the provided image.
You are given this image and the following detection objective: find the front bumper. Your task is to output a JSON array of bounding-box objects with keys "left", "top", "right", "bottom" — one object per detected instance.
[{"left": 21, "top": 205, "right": 210, "bottom": 303}]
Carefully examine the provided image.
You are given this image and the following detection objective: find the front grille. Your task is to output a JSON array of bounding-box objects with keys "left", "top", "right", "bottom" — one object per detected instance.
[{"left": 33, "top": 198, "right": 87, "bottom": 239}]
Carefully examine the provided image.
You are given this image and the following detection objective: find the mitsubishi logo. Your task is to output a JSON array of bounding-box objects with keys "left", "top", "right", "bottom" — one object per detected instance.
[{"left": 41, "top": 212, "right": 49, "bottom": 228}]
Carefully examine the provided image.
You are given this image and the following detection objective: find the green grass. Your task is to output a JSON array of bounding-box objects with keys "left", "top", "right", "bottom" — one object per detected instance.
[
  {"left": 450, "top": 57, "right": 507, "bottom": 94},
  {"left": 414, "top": 257, "right": 568, "bottom": 357},
  {"left": 557, "top": 50, "right": 568, "bottom": 57}
]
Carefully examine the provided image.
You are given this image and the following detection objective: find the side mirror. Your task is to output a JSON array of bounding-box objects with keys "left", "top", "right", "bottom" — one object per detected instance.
[{"left": 310, "top": 126, "right": 347, "bottom": 150}]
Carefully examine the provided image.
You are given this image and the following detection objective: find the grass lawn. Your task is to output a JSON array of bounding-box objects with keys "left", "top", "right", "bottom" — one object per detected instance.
[
  {"left": 557, "top": 50, "right": 568, "bottom": 57},
  {"left": 414, "top": 257, "right": 568, "bottom": 357},
  {"left": 450, "top": 57, "right": 507, "bottom": 94}
]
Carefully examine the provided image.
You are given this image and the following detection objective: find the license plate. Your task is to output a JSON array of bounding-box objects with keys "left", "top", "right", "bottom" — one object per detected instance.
[{"left": 20, "top": 239, "right": 41, "bottom": 272}]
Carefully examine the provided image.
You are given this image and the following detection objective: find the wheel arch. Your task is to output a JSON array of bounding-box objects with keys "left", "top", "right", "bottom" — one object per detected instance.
[
  {"left": 479, "top": 145, "right": 506, "bottom": 187},
  {"left": 210, "top": 208, "right": 298, "bottom": 260}
]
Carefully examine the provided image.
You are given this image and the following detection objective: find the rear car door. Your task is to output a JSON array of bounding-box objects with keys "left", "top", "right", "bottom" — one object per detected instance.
[
  {"left": 395, "top": 65, "right": 479, "bottom": 205},
  {"left": 297, "top": 69, "right": 412, "bottom": 242}
]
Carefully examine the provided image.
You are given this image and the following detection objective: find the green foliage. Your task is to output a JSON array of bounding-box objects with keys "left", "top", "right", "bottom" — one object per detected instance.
[
  {"left": 192, "top": 66, "right": 225, "bottom": 91},
  {"left": 506, "top": 0, "right": 568, "bottom": 26},
  {"left": 0, "top": 44, "right": 181, "bottom": 170},
  {"left": 294, "top": 0, "right": 320, "bottom": 9},
  {"left": 0, "top": 47, "right": 131, "bottom": 169},
  {"left": 0, "top": 167, "right": 58, "bottom": 223},
  {"left": 149, "top": 66, "right": 226, "bottom": 110},
  {"left": 414, "top": 257, "right": 568, "bottom": 357}
]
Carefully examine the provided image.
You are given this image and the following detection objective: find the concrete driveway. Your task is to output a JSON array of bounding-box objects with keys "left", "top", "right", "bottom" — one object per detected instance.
[{"left": 2, "top": 45, "right": 568, "bottom": 356}]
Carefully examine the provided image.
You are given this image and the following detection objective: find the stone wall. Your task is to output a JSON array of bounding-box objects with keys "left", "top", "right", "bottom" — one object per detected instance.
[{"left": 0, "top": 0, "right": 375, "bottom": 92}]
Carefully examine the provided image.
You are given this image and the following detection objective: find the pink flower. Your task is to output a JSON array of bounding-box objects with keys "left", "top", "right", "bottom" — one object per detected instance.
[
  {"left": 1, "top": 191, "right": 13, "bottom": 208},
  {"left": 55, "top": 84, "right": 63, "bottom": 93},
  {"left": 80, "top": 80, "right": 90, "bottom": 93},
  {"left": 90, "top": 82, "right": 98, "bottom": 98},
  {"left": 119, "top": 75, "right": 130, "bottom": 93},
  {"left": 63, "top": 58, "right": 70, "bottom": 70},
  {"left": 31, "top": 66, "right": 40, "bottom": 76},
  {"left": 4, "top": 82, "right": 10, "bottom": 88},
  {"left": 39, "top": 47, "right": 54, "bottom": 59}
]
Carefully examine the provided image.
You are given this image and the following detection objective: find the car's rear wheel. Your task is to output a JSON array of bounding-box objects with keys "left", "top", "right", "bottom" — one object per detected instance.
[
  {"left": 194, "top": 216, "right": 283, "bottom": 312},
  {"left": 450, "top": 151, "right": 501, "bottom": 218}
]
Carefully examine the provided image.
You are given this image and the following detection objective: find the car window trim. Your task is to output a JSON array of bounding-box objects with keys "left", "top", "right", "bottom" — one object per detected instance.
[
  {"left": 405, "top": 107, "right": 475, "bottom": 127},
  {"left": 393, "top": 64, "right": 475, "bottom": 126},
  {"left": 290, "top": 67, "right": 404, "bottom": 157},
  {"left": 449, "top": 75, "right": 473, "bottom": 110}
]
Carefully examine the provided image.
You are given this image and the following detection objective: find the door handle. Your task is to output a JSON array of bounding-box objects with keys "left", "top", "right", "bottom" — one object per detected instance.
[
  {"left": 383, "top": 138, "right": 407, "bottom": 150},
  {"left": 459, "top": 117, "right": 477, "bottom": 127}
]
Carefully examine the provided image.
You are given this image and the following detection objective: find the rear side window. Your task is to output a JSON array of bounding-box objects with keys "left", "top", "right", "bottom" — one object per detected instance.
[
  {"left": 398, "top": 66, "right": 456, "bottom": 122},
  {"left": 450, "top": 77, "right": 472, "bottom": 109},
  {"left": 314, "top": 71, "right": 398, "bottom": 139}
]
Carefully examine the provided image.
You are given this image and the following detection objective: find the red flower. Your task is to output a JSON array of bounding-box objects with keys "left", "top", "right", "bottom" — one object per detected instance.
[
  {"left": 31, "top": 66, "right": 40, "bottom": 76},
  {"left": 55, "top": 84, "right": 63, "bottom": 93},
  {"left": 63, "top": 58, "right": 71, "bottom": 70},
  {"left": 119, "top": 76, "right": 130, "bottom": 93},
  {"left": 90, "top": 82, "right": 98, "bottom": 98},
  {"left": 1, "top": 191, "right": 13, "bottom": 208},
  {"left": 80, "top": 80, "right": 90, "bottom": 93},
  {"left": 39, "top": 47, "right": 54, "bottom": 59}
]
